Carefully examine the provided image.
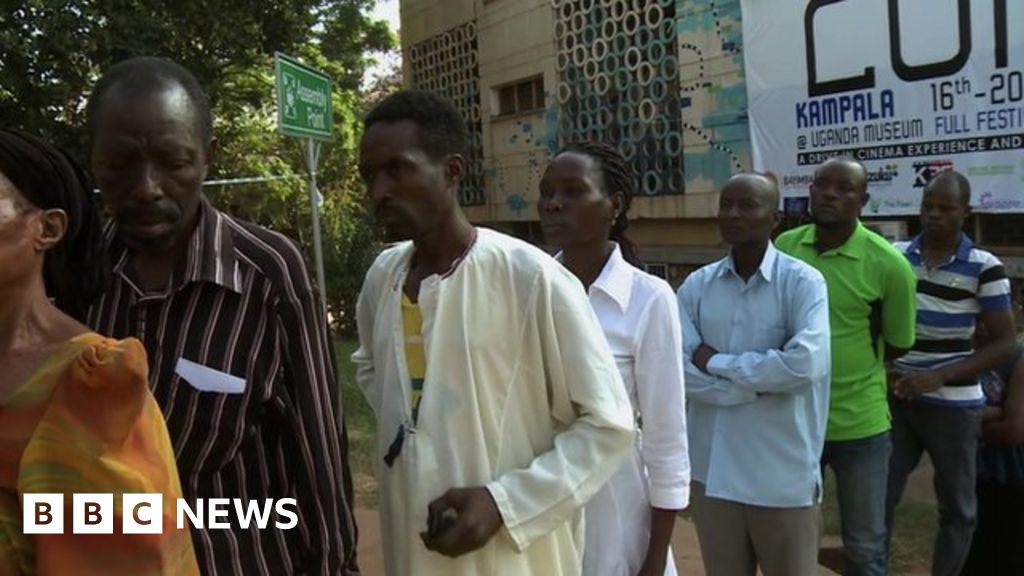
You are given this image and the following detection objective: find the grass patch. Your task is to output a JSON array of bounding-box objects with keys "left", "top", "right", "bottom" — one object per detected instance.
[{"left": 335, "top": 338, "right": 378, "bottom": 508}]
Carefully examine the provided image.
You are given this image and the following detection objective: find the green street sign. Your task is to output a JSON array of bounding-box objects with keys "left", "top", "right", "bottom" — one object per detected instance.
[{"left": 275, "top": 53, "right": 333, "bottom": 140}]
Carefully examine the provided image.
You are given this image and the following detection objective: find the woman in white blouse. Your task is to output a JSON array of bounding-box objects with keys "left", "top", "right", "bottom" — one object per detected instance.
[{"left": 537, "top": 142, "right": 690, "bottom": 576}]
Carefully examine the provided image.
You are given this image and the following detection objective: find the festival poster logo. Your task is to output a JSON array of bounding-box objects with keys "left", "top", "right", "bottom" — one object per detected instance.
[
  {"left": 912, "top": 159, "right": 954, "bottom": 187},
  {"left": 743, "top": 0, "right": 1024, "bottom": 214}
]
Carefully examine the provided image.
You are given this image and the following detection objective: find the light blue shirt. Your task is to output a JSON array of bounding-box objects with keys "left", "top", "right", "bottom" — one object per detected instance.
[{"left": 677, "top": 242, "right": 831, "bottom": 507}]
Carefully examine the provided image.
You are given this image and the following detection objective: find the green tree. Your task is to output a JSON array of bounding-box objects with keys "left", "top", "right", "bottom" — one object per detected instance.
[
  {"left": 206, "top": 52, "right": 399, "bottom": 334},
  {"left": 0, "top": 0, "right": 398, "bottom": 334},
  {"left": 0, "top": 0, "right": 391, "bottom": 152}
]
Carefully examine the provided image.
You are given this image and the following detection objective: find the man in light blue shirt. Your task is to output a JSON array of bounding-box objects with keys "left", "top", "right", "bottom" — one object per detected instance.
[{"left": 678, "top": 173, "right": 831, "bottom": 576}]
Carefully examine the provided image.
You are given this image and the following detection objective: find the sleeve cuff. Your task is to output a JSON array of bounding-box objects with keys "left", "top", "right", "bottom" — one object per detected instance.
[
  {"left": 648, "top": 484, "right": 690, "bottom": 510},
  {"left": 980, "top": 294, "right": 1013, "bottom": 312},
  {"left": 485, "top": 481, "right": 530, "bottom": 553},
  {"left": 705, "top": 353, "right": 735, "bottom": 377},
  {"left": 885, "top": 336, "right": 915, "bottom": 349}
]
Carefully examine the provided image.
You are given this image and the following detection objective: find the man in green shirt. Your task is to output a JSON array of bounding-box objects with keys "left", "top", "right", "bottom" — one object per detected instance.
[{"left": 776, "top": 157, "right": 917, "bottom": 576}]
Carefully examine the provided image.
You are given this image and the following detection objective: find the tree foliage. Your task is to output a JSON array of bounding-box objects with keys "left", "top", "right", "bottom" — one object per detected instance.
[
  {"left": 0, "top": 0, "right": 392, "bottom": 150},
  {"left": 0, "top": 0, "right": 399, "bottom": 334}
]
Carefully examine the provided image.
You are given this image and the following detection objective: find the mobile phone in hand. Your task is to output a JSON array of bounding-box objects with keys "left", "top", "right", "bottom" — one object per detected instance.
[{"left": 427, "top": 508, "right": 456, "bottom": 538}]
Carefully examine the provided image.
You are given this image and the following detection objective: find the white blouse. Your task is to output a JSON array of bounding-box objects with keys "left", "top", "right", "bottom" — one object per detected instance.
[{"left": 576, "top": 245, "right": 691, "bottom": 576}]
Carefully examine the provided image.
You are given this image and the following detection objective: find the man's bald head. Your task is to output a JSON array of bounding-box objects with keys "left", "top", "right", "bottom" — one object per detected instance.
[
  {"left": 817, "top": 157, "right": 868, "bottom": 193},
  {"left": 726, "top": 172, "right": 780, "bottom": 207},
  {"left": 718, "top": 172, "right": 782, "bottom": 247}
]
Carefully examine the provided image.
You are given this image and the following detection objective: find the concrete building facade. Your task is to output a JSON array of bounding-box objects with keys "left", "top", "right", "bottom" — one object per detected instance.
[
  {"left": 398, "top": 0, "right": 1024, "bottom": 287},
  {"left": 400, "top": 0, "right": 747, "bottom": 285}
]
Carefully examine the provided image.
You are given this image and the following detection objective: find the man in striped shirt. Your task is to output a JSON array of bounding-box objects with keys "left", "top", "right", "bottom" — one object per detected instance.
[
  {"left": 887, "top": 170, "right": 1017, "bottom": 576},
  {"left": 85, "top": 57, "right": 359, "bottom": 575}
]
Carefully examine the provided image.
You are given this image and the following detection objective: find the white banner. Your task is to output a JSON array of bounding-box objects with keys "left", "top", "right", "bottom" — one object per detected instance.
[{"left": 742, "top": 0, "right": 1024, "bottom": 215}]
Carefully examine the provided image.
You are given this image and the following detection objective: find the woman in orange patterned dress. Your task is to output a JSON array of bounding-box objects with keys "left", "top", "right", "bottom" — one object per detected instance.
[{"left": 0, "top": 129, "right": 198, "bottom": 575}]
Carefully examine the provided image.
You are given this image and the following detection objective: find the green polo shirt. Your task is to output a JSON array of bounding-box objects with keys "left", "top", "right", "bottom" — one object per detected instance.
[{"left": 776, "top": 222, "right": 917, "bottom": 441}]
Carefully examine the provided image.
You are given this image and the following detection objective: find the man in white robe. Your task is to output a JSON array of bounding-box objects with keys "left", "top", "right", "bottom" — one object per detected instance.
[{"left": 353, "top": 89, "right": 635, "bottom": 576}]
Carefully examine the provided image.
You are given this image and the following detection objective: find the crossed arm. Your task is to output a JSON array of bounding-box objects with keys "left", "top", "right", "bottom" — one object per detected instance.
[{"left": 678, "top": 272, "right": 830, "bottom": 405}]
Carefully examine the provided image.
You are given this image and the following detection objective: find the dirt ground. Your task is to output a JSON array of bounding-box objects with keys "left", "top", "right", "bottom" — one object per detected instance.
[
  {"left": 354, "top": 457, "right": 937, "bottom": 575},
  {"left": 354, "top": 509, "right": 841, "bottom": 575},
  {"left": 354, "top": 509, "right": 945, "bottom": 575}
]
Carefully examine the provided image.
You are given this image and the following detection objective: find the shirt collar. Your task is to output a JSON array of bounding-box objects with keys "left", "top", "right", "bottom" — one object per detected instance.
[
  {"left": 108, "top": 196, "right": 242, "bottom": 295},
  {"left": 718, "top": 241, "right": 779, "bottom": 283},
  {"left": 590, "top": 243, "right": 635, "bottom": 312},
  {"left": 905, "top": 232, "right": 974, "bottom": 262},
  {"left": 554, "top": 243, "right": 635, "bottom": 312},
  {"left": 799, "top": 220, "right": 867, "bottom": 260},
  {"left": 955, "top": 233, "right": 975, "bottom": 260}
]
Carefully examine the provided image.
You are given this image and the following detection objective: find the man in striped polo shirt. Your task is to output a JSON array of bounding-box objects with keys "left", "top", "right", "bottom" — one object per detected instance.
[{"left": 887, "top": 170, "right": 1017, "bottom": 576}]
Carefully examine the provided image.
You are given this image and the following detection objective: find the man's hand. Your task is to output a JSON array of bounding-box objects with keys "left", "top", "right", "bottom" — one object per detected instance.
[
  {"left": 891, "top": 371, "right": 947, "bottom": 400},
  {"left": 983, "top": 405, "right": 1004, "bottom": 424},
  {"left": 693, "top": 343, "right": 718, "bottom": 374},
  {"left": 420, "top": 487, "right": 504, "bottom": 558},
  {"left": 885, "top": 365, "right": 903, "bottom": 392},
  {"left": 983, "top": 417, "right": 1024, "bottom": 445}
]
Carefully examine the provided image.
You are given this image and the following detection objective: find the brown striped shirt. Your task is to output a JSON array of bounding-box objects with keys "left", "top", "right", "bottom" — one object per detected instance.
[{"left": 87, "top": 198, "right": 359, "bottom": 576}]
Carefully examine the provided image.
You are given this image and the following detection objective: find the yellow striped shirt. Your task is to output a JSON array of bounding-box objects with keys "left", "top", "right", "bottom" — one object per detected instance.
[{"left": 401, "top": 293, "right": 426, "bottom": 423}]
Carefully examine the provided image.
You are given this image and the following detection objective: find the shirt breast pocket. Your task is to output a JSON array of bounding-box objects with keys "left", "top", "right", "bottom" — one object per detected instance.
[
  {"left": 174, "top": 357, "right": 247, "bottom": 394},
  {"left": 753, "top": 307, "right": 790, "bottom": 351},
  {"left": 763, "top": 324, "right": 790, "bottom": 351}
]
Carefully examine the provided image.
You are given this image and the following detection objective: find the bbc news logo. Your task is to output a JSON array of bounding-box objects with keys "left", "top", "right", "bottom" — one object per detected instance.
[{"left": 23, "top": 494, "right": 298, "bottom": 534}]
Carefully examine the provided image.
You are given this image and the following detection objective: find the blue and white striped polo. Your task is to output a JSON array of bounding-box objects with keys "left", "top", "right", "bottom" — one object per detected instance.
[{"left": 894, "top": 234, "right": 1013, "bottom": 406}]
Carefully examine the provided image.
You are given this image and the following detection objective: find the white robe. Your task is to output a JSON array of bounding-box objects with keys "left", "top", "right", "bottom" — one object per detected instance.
[{"left": 352, "top": 228, "right": 635, "bottom": 576}]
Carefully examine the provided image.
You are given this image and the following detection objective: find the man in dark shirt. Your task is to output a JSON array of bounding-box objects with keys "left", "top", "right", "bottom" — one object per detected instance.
[{"left": 85, "top": 56, "right": 359, "bottom": 576}]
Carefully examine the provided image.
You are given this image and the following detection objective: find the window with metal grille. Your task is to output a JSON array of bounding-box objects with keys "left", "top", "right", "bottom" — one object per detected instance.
[
  {"left": 409, "top": 21, "right": 486, "bottom": 206},
  {"left": 644, "top": 263, "right": 669, "bottom": 279},
  {"left": 496, "top": 77, "right": 544, "bottom": 116},
  {"left": 978, "top": 214, "right": 1024, "bottom": 247}
]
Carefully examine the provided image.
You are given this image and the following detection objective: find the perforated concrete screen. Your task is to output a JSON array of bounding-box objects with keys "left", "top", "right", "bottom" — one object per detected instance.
[
  {"left": 409, "top": 21, "right": 487, "bottom": 206},
  {"left": 554, "top": 0, "right": 685, "bottom": 196}
]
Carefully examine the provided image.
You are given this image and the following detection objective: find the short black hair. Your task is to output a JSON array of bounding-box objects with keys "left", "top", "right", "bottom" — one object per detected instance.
[
  {"left": 363, "top": 90, "right": 468, "bottom": 160},
  {"left": 925, "top": 170, "right": 972, "bottom": 206},
  {"left": 818, "top": 156, "right": 868, "bottom": 191},
  {"left": 86, "top": 56, "right": 213, "bottom": 142}
]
